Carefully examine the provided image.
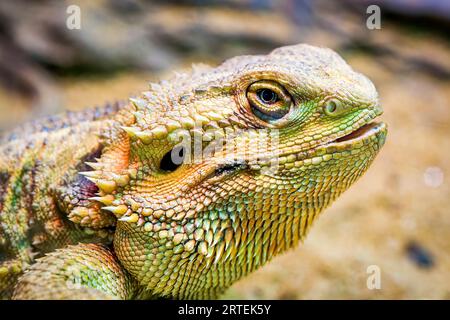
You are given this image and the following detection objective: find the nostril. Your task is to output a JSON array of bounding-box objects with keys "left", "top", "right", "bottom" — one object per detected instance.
[
  {"left": 323, "top": 99, "right": 343, "bottom": 116},
  {"left": 160, "top": 146, "right": 185, "bottom": 172}
]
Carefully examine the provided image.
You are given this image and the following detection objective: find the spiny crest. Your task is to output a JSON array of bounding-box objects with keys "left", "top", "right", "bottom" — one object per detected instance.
[
  {"left": 123, "top": 98, "right": 234, "bottom": 146},
  {"left": 79, "top": 63, "right": 245, "bottom": 259},
  {"left": 82, "top": 163, "right": 246, "bottom": 267},
  {"left": 79, "top": 167, "right": 136, "bottom": 196},
  {"left": 115, "top": 61, "right": 241, "bottom": 149}
]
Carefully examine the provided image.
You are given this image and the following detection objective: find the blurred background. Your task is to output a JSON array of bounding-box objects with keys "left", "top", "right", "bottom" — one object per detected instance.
[{"left": 0, "top": 0, "right": 448, "bottom": 299}]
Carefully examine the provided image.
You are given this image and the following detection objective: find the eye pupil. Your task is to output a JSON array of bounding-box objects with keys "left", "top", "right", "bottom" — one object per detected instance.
[{"left": 258, "top": 89, "right": 277, "bottom": 103}]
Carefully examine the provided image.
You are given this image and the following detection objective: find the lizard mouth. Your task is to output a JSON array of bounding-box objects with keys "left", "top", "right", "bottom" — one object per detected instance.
[
  {"left": 331, "top": 121, "right": 385, "bottom": 144},
  {"left": 273, "top": 120, "right": 387, "bottom": 168},
  {"left": 204, "top": 121, "right": 386, "bottom": 181}
]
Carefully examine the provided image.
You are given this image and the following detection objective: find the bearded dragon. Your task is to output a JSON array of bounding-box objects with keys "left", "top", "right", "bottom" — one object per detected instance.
[{"left": 0, "top": 44, "right": 387, "bottom": 299}]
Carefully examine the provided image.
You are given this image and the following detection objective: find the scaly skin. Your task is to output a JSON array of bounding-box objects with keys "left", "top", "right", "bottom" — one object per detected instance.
[{"left": 0, "top": 44, "right": 387, "bottom": 299}]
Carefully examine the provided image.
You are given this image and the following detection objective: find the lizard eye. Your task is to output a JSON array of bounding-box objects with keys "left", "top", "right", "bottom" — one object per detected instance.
[{"left": 246, "top": 80, "right": 292, "bottom": 122}]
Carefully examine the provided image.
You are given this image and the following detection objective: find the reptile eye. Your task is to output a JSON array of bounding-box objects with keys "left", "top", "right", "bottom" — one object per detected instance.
[
  {"left": 247, "top": 80, "right": 292, "bottom": 122},
  {"left": 324, "top": 99, "right": 343, "bottom": 116},
  {"left": 258, "top": 89, "right": 278, "bottom": 104},
  {"left": 160, "top": 146, "right": 185, "bottom": 172}
]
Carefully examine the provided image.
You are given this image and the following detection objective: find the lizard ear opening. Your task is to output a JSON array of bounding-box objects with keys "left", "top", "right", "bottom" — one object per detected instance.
[{"left": 160, "top": 146, "right": 185, "bottom": 172}]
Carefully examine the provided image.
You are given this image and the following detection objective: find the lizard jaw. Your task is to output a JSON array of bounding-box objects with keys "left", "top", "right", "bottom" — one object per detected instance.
[
  {"left": 310, "top": 121, "right": 387, "bottom": 161},
  {"left": 332, "top": 121, "right": 386, "bottom": 144},
  {"left": 204, "top": 121, "right": 387, "bottom": 180}
]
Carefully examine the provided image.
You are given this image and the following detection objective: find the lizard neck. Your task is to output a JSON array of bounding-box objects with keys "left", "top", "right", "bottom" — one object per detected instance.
[{"left": 113, "top": 192, "right": 335, "bottom": 299}]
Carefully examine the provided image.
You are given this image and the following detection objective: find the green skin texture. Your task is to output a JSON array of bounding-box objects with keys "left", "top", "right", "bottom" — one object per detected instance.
[{"left": 0, "top": 44, "right": 387, "bottom": 299}]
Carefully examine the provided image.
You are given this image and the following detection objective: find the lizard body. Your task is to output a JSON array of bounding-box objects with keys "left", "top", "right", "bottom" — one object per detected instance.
[{"left": 0, "top": 44, "right": 387, "bottom": 299}]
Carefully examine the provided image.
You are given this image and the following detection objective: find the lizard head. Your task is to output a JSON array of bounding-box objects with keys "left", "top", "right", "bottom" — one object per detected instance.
[{"left": 85, "top": 44, "right": 387, "bottom": 298}]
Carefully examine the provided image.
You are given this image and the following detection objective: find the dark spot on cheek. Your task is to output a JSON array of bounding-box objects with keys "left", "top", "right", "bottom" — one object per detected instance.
[
  {"left": 71, "top": 145, "right": 104, "bottom": 199},
  {"left": 214, "top": 160, "right": 248, "bottom": 176},
  {"left": 160, "top": 146, "right": 185, "bottom": 172},
  {"left": 405, "top": 241, "right": 435, "bottom": 269},
  {"left": 78, "top": 176, "right": 99, "bottom": 198}
]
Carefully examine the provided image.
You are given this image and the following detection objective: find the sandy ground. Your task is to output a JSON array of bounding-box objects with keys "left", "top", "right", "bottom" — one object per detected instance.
[{"left": 0, "top": 46, "right": 448, "bottom": 299}]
